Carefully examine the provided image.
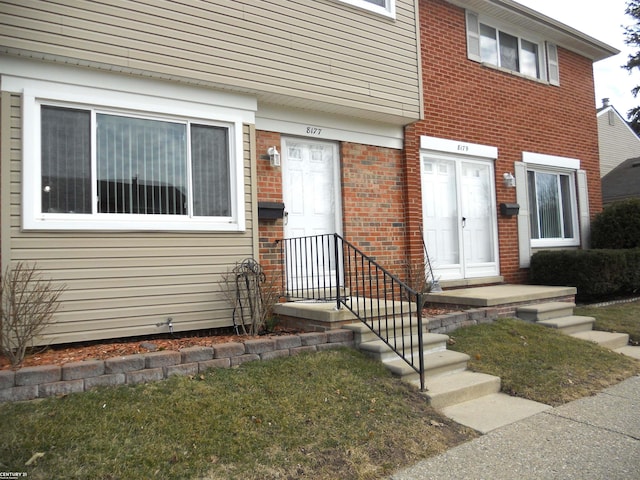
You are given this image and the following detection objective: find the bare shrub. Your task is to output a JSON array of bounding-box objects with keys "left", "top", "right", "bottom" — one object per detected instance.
[
  {"left": 405, "top": 258, "right": 430, "bottom": 295},
  {"left": 220, "top": 259, "right": 281, "bottom": 336},
  {"left": 0, "top": 262, "right": 66, "bottom": 366}
]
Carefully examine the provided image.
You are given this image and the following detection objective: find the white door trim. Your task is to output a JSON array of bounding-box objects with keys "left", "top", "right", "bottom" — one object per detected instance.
[
  {"left": 281, "top": 137, "right": 342, "bottom": 239},
  {"left": 420, "top": 150, "right": 499, "bottom": 281}
]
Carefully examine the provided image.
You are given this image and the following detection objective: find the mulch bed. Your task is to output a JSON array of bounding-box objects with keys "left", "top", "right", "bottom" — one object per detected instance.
[
  {"left": 1, "top": 307, "right": 454, "bottom": 371},
  {"left": 0, "top": 329, "right": 295, "bottom": 371}
]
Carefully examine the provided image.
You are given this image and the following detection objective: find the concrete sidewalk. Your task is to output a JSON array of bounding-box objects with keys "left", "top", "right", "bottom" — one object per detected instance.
[{"left": 390, "top": 375, "right": 640, "bottom": 480}]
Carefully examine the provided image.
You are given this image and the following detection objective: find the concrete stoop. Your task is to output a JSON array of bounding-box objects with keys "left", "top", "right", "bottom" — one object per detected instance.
[
  {"left": 345, "top": 317, "right": 550, "bottom": 433},
  {"left": 361, "top": 334, "right": 551, "bottom": 432},
  {"left": 537, "top": 315, "right": 596, "bottom": 335},
  {"left": 571, "top": 330, "right": 630, "bottom": 350},
  {"left": 615, "top": 345, "right": 640, "bottom": 359},
  {"left": 517, "top": 301, "right": 576, "bottom": 322},
  {"left": 277, "top": 289, "right": 636, "bottom": 435},
  {"left": 516, "top": 302, "right": 634, "bottom": 353}
]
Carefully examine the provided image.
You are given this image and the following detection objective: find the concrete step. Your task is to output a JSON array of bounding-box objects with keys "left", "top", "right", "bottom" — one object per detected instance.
[
  {"left": 537, "top": 315, "right": 595, "bottom": 335},
  {"left": 517, "top": 301, "right": 576, "bottom": 322},
  {"left": 343, "top": 316, "right": 425, "bottom": 345},
  {"left": 615, "top": 345, "right": 640, "bottom": 360},
  {"left": 571, "top": 330, "right": 630, "bottom": 350},
  {"left": 359, "top": 333, "right": 449, "bottom": 362},
  {"left": 385, "top": 350, "right": 470, "bottom": 382},
  {"left": 410, "top": 371, "right": 501, "bottom": 410},
  {"left": 440, "top": 393, "right": 552, "bottom": 434},
  {"left": 274, "top": 297, "right": 417, "bottom": 332}
]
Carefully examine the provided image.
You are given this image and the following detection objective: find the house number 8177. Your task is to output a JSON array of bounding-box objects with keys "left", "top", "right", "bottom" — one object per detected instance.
[{"left": 306, "top": 127, "right": 323, "bottom": 135}]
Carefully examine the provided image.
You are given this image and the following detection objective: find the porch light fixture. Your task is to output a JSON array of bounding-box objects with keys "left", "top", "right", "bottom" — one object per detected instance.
[
  {"left": 503, "top": 172, "right": 516, "bottom": 188},
  {"left": 267, "top": 146, "right": 281, "bottom": 167}
]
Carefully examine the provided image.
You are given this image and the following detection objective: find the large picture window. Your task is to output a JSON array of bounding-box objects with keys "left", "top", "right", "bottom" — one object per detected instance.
[
  {"left": 41, "top": 105, "right": 232, "bottom": 221},
  {"left": 12, "top": 70, "right": 251, "bottom": 232},
  {"left": 527, "top": 169, "right": 579, "bottom": 246}
]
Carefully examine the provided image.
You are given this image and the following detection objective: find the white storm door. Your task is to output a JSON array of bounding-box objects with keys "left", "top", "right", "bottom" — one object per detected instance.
[
  {"left": 422, "top": 157, "right": 462, "bottom": 280},
  {"left": 421, "top": 154, "right": 498, "bottom": 280},
  {"left": 460, "top": 160, "right": 498, "bottom": 277},
  {"left": 282, "top": 138, "right": 342, "bottom": 291}
]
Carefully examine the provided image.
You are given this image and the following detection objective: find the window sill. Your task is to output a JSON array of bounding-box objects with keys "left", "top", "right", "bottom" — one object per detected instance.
[
  {"left": 479, "top": 62, "right": 552, "bottom": 86},
  {"left": 23, "top": 215, "right": 245, "bottom": 233},
  {"left": 531, "top": 239, "right": 580, "bottom": 249}
]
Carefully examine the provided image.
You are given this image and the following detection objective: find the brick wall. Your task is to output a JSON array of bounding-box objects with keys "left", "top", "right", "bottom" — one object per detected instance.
[
  {"left": 341, "top": 142, "right": 408, "bottom": 273},
  {"left": 407, "top": 0, "right": 603, "bottom": 283},
  {"left": 256, "top": 130, "right": 285, "bottom": 283},
  {"left": 256, "top": 132, "right": 411, "bottom": 285}
]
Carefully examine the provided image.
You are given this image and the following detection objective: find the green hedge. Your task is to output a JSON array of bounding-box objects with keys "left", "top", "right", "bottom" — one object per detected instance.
[
  {"left": 591, "top": 199, "right": 640, "bottom": 249},
  {"left": 530, "top": 248, "right": 640, "bottom": 302}
]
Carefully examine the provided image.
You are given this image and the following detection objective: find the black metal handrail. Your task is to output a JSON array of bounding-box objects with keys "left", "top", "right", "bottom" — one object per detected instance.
[{"left": 277, "top": 234, "right": 426, "bottom": 391}]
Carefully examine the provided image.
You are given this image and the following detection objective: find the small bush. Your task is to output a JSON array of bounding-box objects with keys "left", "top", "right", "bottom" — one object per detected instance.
[
  {"left": 591, "top": 198, "right": 640, "bottom": 249},
  {"left": 0, "top": 262, "right": 66, "bottom": 366}
]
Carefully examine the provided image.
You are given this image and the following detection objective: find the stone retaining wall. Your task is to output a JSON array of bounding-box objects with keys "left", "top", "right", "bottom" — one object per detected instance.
[
  {"left": 0, "top": 330, "right": 354, "bottom": 403},
  {"left": 425, "top": 308, "right": 498, "bottom": 334}
]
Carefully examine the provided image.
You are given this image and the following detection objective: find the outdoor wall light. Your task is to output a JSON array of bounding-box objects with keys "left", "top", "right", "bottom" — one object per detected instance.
[
  {"left": 503, "top": 172, "right": 516, "bottom": 188},
  {"left": 267, "top": 146, "right": 281, "bottom": 167}
]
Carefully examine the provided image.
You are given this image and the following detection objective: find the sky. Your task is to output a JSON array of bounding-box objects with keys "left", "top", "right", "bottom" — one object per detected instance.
[{"left": 515, "top": 0, "right": 639, "bottom": 117}]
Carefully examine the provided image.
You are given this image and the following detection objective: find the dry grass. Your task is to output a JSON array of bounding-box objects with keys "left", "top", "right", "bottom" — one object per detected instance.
[
  {"left": 448, "top": 317, "right": 640, "bottom": 406},
  {"left": 575, "top": 299, "right": 640, "bottom": 345},
  {"left": 0, "top": 349, "right": 477, "bottom": 480}
]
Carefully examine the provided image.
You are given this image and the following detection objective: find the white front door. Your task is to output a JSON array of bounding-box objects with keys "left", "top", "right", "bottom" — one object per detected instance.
[
  {"left": 421, "top": 153, "right": 499, "bottom": 281},
  {"left": 282, "top": 138, "right": 342, "bottom": 291}
]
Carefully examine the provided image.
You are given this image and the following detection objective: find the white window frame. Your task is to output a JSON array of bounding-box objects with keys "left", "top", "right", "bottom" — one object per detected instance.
[
  {"left": 335, "top": 0, "right": 395, "bottom": 18},
  {"left": 466, "top": 11, "right": 559, "bottom": 85},
  {"left": 527, "top": 168, "right": 580, "bottom": 248},
  {"left": 522, "top": 153, "right": 581, "bottom": 248},
  {"left": 21, "top": 83, "right": 246, "bottom": 232}
]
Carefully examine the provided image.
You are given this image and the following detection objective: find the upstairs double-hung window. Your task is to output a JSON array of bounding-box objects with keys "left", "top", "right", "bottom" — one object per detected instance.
[
  {"left": 466, "top": 11, "right": 560, "bottom": 85},
  {"left": 479, "top": 25, "right": 540, "bottom": 78}
]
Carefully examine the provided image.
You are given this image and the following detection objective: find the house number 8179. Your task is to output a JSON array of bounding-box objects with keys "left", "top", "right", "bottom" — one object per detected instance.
[{"left": 306, "top": 127, "right": 323, "bottom": 135}]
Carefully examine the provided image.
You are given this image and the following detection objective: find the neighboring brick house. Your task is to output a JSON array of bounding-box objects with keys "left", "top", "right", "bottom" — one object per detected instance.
[
  {"left": 0, "top": 0, "right": 617, "bottom": 345},
  {"left": 404, "top": 0, "right": 617, "bottom": 285}
]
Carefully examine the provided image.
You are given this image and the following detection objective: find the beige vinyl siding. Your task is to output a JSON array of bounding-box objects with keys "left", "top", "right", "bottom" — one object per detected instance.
[
  {"left": 5, "top": 93, "right": 255, "bottom": 345},
  {"left": 597, "top": 110, "right": 640, "bottom": 177},
  {"left": 0, "top": 0, "right": 421, "bottom": 123}
]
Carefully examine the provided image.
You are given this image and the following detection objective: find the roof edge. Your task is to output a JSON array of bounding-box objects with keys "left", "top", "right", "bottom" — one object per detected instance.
[{"left": 446, "top": 0, "right": 620, "bottom": 62}]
